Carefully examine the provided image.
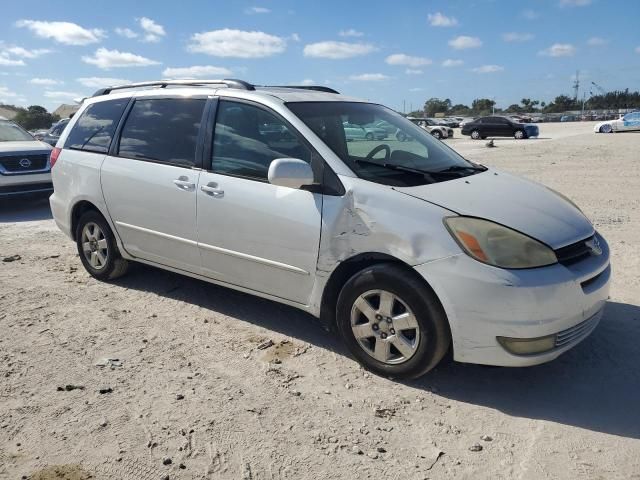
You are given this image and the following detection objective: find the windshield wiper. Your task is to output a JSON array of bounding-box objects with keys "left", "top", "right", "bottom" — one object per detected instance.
[{"left": 354, "top": 158, "right": 486, "bottom": 178}]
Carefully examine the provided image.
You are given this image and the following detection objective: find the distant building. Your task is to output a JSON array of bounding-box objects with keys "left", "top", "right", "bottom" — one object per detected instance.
[
  {"left": 0, "top": 105, "right": 19, "bottom": 120},
  {"left": 53, "top": 104, "right": 80, "bottom": 119}
]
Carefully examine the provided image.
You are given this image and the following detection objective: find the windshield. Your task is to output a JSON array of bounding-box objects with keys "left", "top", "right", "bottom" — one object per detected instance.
[
  {"left": 287, "top": 102, "right": 478, "bottom": 186},
  {"left": 0, "top": 121, "right": 34, "bottom": 142}
]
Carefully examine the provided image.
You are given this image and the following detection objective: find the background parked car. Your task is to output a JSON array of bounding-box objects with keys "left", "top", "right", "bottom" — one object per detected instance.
[
  {"left": 40, "top": 118, "right": 70, "bottom": 147},
  {"left": 343, "top": 122, "right": 387, "bottom": 141},
  {"left": 461, "top": 116, "right": 539, "bottom": 140},
  {"left": 0, "top": 118, "right": 52, "bottom": 197},
  {"left": 407, "top": 117, "right": 452, "bottom": 139},
  {"left": 594, "top": 111, "right": 640, "bottom": 133}
]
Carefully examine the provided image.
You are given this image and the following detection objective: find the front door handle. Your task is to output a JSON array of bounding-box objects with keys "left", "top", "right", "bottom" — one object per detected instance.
[
  {"left": 173, "top": 176, "right": 195, "bottom": 191},
  {"left": 201, "top": 182, "right": 224, "bottom": 197}
]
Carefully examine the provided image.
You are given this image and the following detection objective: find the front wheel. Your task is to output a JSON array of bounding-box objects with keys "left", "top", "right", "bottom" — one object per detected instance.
[
  {"left": 431, "top": 130, "right": 442, "bottom": 140},
  {"left": 470, "top": 130, "right": 481, "bottom": 140},
  {"left": 76, "top": 211, "right": 129, "bottom": 281},
  {"left": 600, "top": 124, "right": 613, "bottom": 133},
  {"left": 365, "top": 132, "right": 374, "bottom": 140},
  {"left": 336, "top": 264, "right": 451, "bottom": 379}
]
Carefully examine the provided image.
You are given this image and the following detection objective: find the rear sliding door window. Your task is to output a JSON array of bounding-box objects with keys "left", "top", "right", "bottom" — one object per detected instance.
[
  {"left": 118, "top": 98, "right": 206, "bottom": 167},
  {"left": 65, "top": 99, "right": 128, "bottom": 153}
]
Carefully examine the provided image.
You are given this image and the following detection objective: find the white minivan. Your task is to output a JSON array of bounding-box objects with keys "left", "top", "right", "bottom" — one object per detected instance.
[{"left": 50, "top": 80, "right": 610, "bottom": 379}]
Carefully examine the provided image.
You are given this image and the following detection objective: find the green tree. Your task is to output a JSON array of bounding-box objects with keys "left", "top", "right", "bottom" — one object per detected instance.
[
  {"left": 13, "top": 105, "right": 59, "bottom": 131},
  {"left": 423, "top": 98, "right": 452, "bottom": 117},
  {"left": 471, "top": 98, "right": 496, "bottom": 116}
]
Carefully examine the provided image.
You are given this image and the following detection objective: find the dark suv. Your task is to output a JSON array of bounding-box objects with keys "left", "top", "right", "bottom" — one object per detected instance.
[{"left": 461, "top": 116, "right": 539, "bottom": 140}]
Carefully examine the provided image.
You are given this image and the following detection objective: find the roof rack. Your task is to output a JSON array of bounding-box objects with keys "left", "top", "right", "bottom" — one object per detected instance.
[
  {"left": 265, "top": 85, "right": 340, "bottom": 94},
  {"left": 91, "top": 79, "right": 341, "bottom": 97},
  {"left": 91, "top": 78, "right": 255, "bottom": 97}
]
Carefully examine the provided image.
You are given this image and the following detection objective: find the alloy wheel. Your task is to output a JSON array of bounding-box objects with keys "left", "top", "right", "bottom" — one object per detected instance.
[
  {"left": 81, "top": 222, "right": 109, "bottom": 270},
  {"left": 350, "top": 289, "right": 421, "bottom": 365}
]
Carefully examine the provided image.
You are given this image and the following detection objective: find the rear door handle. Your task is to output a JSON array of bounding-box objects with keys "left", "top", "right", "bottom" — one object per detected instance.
[
  {"left": 173, "top": 176, "right": 195, "bottom": 191},
  {"left": 200, "top": 182, "right": 224, "bottom": 197}
]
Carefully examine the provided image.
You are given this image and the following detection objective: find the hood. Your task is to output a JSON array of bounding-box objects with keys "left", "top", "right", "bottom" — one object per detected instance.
[
  {"left": 395, "top": 169, "right": 594, "bottom": 249},
  {"left": 0, "top": 140, "right": 52, "bottom": 153}
]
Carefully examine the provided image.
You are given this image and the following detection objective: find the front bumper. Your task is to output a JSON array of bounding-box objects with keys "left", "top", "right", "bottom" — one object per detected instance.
[
  {"left": 0, "top": 171, "right": 53, "bottom": 197},
  {"left": 415, "top": 232, "right": 610, "bottom": 367}
]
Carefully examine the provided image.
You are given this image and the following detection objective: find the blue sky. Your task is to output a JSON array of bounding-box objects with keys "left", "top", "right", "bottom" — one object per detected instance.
[{"left": 1, "top": 0, "right": 639, "bottom": 112}]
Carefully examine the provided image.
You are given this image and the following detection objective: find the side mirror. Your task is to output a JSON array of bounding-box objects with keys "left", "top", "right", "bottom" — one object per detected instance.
[{"left": 268, "top": 158, "right": 315, "bottom": 190}]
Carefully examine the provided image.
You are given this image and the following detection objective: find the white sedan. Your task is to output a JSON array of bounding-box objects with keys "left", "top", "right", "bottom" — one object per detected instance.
[{"left": 594, "top": 111, "right": 640, "bottom": 133}]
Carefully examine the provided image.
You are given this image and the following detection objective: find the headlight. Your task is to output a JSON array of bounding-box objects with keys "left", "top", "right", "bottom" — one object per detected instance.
[{"left": 444, "top": 217, "right": 557, "bottom": 269}]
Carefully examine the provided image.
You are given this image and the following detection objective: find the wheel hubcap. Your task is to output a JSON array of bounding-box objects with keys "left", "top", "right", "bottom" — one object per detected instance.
[
  {"left": 81, "top": 222, "right": 108, "bottom": 270},
  {"left": 350, "top": 289, "right": 421, "bottom": 365}
]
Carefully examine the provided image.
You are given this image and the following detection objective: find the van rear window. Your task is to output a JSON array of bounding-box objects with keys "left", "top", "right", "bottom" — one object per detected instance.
[{"left": 65, "top": 99, "right": 128, "bottom": 153}]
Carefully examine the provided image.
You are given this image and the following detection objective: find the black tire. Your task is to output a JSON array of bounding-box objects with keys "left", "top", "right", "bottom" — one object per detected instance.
[
  {"left": 336, "top": 264, "right": 451, "bottom": 379},
  {"left": 396, "top": 131, "right": 407, "bottom": 142},
  {"left": 75, "top": 210, "right": 129, "bottom": 281},
  {"left": 365, "top": 132, "right": 374, "bottom": 140},
  {"left": 431, "top": 130, "right": 442, "bottom": 140},
  {"left": 470, "top": 130, "right": 481, "bottom": 140}
]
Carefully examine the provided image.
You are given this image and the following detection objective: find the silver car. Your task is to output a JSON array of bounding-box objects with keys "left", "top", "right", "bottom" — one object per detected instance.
[{"left": 50, "top": 79, "right": 610, "bottom": 379}]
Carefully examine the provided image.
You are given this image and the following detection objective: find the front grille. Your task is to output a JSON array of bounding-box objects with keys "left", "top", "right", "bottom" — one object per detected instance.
[
  {"left": 0, "top": 154, "right": 49, "bottom": 172},
  {"left": 555, "top": 313, "right": 601, "bottom": 348},
  {"left": 555, "top": 236, "right": 594, "bottom": 266}
]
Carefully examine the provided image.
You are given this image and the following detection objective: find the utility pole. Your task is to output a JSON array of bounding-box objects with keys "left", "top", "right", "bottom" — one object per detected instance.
[{"left": 573, "top": 70, "right": 580, "bottom": 102}]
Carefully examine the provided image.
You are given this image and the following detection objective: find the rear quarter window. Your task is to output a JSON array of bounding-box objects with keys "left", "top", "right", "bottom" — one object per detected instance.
[{"left": 65, "top": 99, "right": 128, "bottom": 153}]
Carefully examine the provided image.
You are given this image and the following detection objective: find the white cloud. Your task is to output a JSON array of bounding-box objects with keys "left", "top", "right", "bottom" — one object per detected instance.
[
  {"left": 521, "top": 9, "right": 540, "bottom": 20},
  {"left": 4, "top": 46, "right": 51, "bottom": 58},
  {"left": 471, "top": 65, "right": 504, "bottom": 73},
  {"left": 300, "top": 79, "right": 315, "bottom": 85},
  {"left": 44, "top": 90, "right": 82, "bottom": 100},
  {"left": 139, "top": 17, "right": 166, "bottom": 43},
  {"left": 0, "top": 55, "right": 25, "bottom": 66},
  {"left": 15, "top": 20, "right": 105, "bottom": 45},
  {"left": 442, "top": 59, "right": 463, "bottom": 67},
  {"left": 339, "top": 29, "right": 364, "bottom": 37},
  {"left": 409, "top": 88, "right": 423, "bottom": 92},
  {"left": 162, "top": 65, "right": 232, "bottom": 78},
  {"left": 587, "top": 37, "right": 608, "bottom": 46},
  {"left": 348, "top": 73, "right": 389, "bottom": 81},
  {"left": 449, "top": 36, "right": 482, "bottom": 49},
  {"left": 502, "top": 32, "right": 534, "bottom": 42},
  {"left": 428, "top": 12, "right": 458, "bottom": 27},
  {"left": 188, "top": 29, "right": 286, "bottom": 58},
  {"left": 0, "top": 85, "right": 20, "bottom": 101},
  {"left": 290, "top": 33, "right": 301, "bottom": 42},
  {"left": 115, "top": 27, "right": 138, "bottom": 39},
  {"left": 539, "top": 43, "right": 576, "bottom": 57},
  {"left": 30, "top": 78, "right": 62, "bottom": 86},
  {"left": 560, "top": 0, "right": 591, "bottom": 6},
  {"left": 77, "top": 77, "right": 131, "bottom": 88},
  {"left": 405, "top": 69, "right": 423, "bottom": 75},
  {"left": 244, "top": 6, "right": 270, "bottom": 14},
  {"left": 304, "top": 41, "right": 376, "bottom": 59},
  {"left": 82, "top": 48, "right": 161, "bottom": 69},
  {"left": 385, "top": 53, "right": 432, "bottom": 67}
]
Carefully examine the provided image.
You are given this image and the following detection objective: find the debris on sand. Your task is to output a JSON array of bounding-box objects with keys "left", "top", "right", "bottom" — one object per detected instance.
[
  {"left": 485, "top": 139, "right": 496, "bottom": 148},
  {"left": 418, "top": 446, "right": 444, "bottom": 470},
  {"left": 95, "top": 358, "right": 123, "bottom": 368},
  {"left": 373, "top": 407, "right": 396, "bottom": 419},
  {"left": 57, "top": 384, "right": 85, "bottom": 392},
  {"left": 29, "top": 464, "right": 92, "bottom": 480},
  {"left": 257, "top": 339, "right": 274, "bottom": 350},
  {"left": 469, "top": 443, "right": 483, "bottom": 452},
  {"left": 98, "top": 387, "right": 113, "bottom": 394},
  {"left": 2, "top": 254, "right": 21, "bottom": 262},
  {"left": 481, "top": 435, "right": 493, "bottom": 442}
]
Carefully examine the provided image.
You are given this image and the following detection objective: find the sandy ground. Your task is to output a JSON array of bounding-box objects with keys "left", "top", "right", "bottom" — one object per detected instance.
[{"left": 1, "top": 122, "right": 639, "bottom": 480}]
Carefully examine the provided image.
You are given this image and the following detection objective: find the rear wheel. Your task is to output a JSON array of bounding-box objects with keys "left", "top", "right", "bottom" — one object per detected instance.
[
  {"left": 470, "top": 130, "right": 481, "bottom": 140},
  {"left": 514, "top": 129, "right": 525, "bottom": 139},
  {"left": 396, "top": 131, "right": 407, "bottom": 142},
  {"left": 76, "top": 211, "right": 129, "bottom": 281},
  {"left": 365, "top": 132, "right": 374, "bottom": 140},
  {"left": 336, "top": 264, "right": 451, "bottom": 379}
]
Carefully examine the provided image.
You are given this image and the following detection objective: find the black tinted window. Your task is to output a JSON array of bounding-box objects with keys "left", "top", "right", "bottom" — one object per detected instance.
[
  {"left": 119, "top": 98, "right": 206, "bottom": 167},
  {"left": 65, "top": 99, "right": 128, "bottom": 153},
  {"left": 212, "top": 100, "right": 311, "bottom": 180}
]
